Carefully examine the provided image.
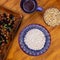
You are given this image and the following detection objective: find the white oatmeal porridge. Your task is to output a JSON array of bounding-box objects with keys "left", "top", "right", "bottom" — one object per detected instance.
[{"left": 24, "top": 29, "right": 46, "bottom": 50}]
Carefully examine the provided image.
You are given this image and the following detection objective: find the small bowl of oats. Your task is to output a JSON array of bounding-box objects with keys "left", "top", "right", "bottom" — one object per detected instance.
[{"left": 44, "top": 8, "right": 60, "bottom": 27}]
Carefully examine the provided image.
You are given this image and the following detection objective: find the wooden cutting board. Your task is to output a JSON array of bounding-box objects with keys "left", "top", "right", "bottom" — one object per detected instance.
[{"left": 0, "top": 0, "right": 60, "bottom": 60}]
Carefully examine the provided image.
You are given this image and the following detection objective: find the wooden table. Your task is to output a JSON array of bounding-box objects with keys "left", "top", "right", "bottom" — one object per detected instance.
[{"left": 0, "top": 0, "right": 60, "bottom": 60}]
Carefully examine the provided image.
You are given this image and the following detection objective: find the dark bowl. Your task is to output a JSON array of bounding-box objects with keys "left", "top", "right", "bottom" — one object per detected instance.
[{"left": 20, "top": 0, "right": 37, "bottom": 13}]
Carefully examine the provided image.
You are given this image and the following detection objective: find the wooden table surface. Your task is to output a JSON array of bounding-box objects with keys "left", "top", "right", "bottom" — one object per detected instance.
[{"left": 0, "top": 0, "right": 60, "bottom": 60}]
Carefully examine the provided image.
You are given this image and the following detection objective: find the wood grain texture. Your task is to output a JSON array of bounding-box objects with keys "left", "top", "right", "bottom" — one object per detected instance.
[{"left": 0, "top": 0, "right": 60, "bottom": 60}]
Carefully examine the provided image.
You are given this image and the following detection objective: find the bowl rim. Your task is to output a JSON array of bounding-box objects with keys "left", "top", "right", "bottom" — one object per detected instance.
[{"left": 18, "top": 24, "right": 51, "bottom": 56}]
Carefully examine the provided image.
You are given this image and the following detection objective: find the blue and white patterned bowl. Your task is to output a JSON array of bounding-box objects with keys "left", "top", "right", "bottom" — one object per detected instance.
[{"left": 18, "top": 24, "right": 51, "bottom": 56}]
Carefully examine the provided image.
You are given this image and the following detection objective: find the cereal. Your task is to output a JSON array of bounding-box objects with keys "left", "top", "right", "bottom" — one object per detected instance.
[{"left": 44, "top": 8, "right": 60, "bottom": 27}]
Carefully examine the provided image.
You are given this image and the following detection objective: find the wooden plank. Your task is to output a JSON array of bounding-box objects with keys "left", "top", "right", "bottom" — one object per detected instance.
[{"left": 0, "top": 0, "right": 60, "bottom": 60}]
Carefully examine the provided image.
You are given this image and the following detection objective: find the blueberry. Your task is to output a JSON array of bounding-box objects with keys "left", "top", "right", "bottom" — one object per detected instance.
[
  {"left": 3, "top": 13, "right": 7, "bottom": 18},
  {"left": 9, "top": 14, "right": 14, "bottom": 19}
]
